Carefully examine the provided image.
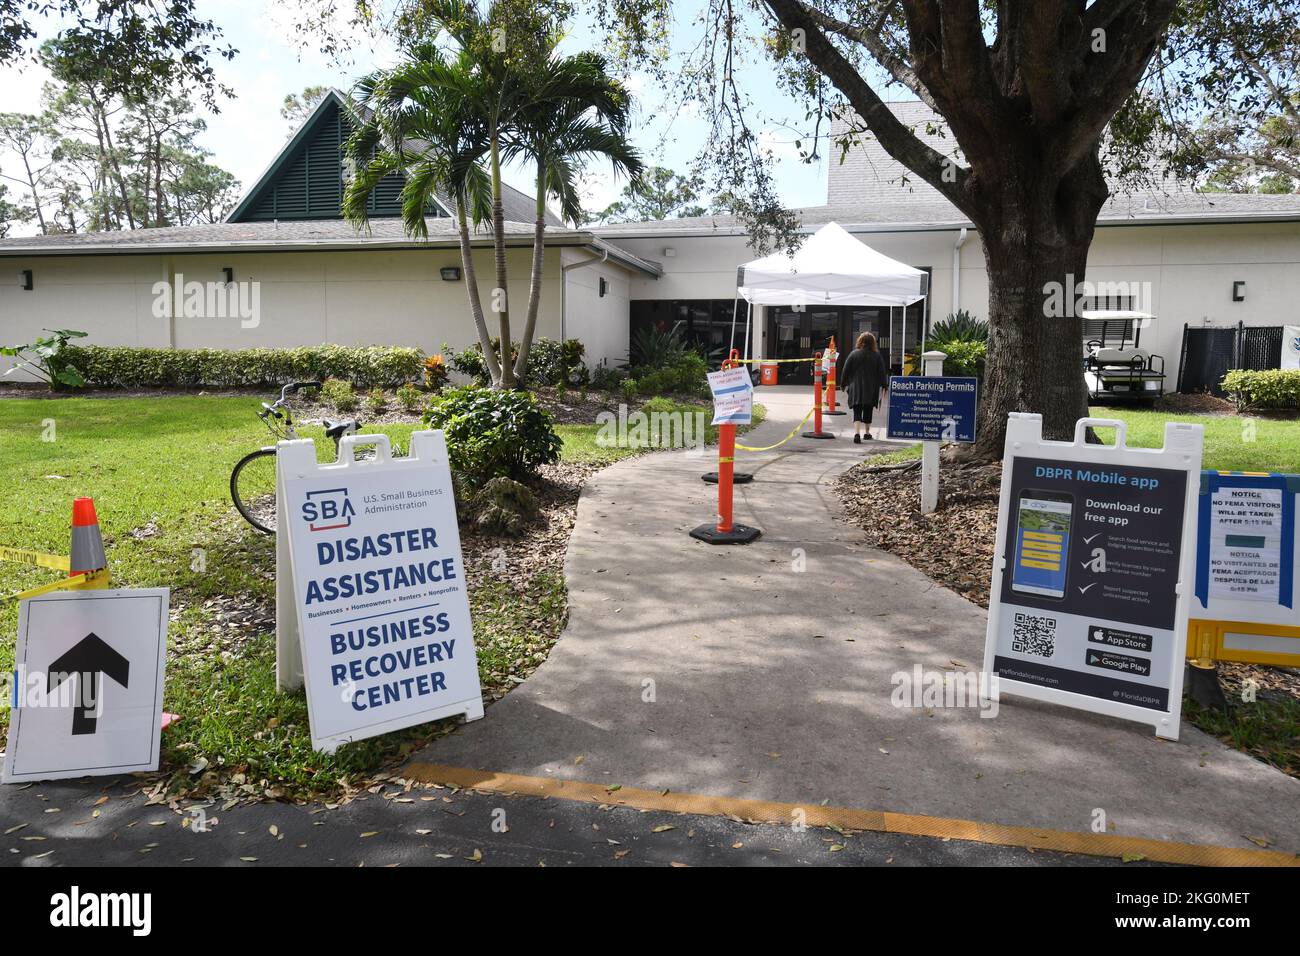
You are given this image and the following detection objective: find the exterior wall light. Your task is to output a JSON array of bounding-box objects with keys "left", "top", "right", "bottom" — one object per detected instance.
[
  {"left": 1232, "top": 280, "right": 1246, "bottom": 302},
  {"left": 440, "top": 266, "right": 461, "bottom": 281},
  {"left": 222, "top": 267, "right": 234, "bottom": 285},
  {"left": 598, "top": 277, "right": 608, "bottom": 298},
  {"left": 19, "top": 269, "right": 33, "bottom": 291}
]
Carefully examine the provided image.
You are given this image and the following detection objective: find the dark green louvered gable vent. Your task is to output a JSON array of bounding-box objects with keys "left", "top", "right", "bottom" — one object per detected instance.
[{"left": 229, "top": 95, "right": 444, "bottom": 223}]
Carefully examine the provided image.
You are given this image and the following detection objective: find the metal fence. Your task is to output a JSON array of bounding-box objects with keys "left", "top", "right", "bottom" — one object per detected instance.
[{"left": 1176, "top": 323, "right": 1285, "bottom": 395}]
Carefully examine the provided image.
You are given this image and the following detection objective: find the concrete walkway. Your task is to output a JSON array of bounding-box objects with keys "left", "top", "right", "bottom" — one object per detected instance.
[{"left": 410, "top": 385, "right": 1300, "bottom": 854}]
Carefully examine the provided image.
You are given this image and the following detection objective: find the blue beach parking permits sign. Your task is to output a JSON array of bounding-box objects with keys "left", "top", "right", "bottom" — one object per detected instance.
[{"left": 887, "top": 376, "right": 978, "bottom": 443}]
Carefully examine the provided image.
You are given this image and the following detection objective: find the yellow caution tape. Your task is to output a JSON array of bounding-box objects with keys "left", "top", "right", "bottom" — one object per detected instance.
[
  {"left": 6, "top": 568, "right": 110, "bottom": 602},
  {"left": 0, "top": 546, "right": 70, "bottom": 573},
  {"left": 729, "top": 356, "right": 818, "bottom": 365},
  {"left": 735, "top": 407, "right": 818, "bottom": 452}
]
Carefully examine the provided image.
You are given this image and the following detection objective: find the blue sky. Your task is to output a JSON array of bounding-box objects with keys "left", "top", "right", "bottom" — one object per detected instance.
[{"left": 0, "top": 0, "right": 836, "bottom": 233}]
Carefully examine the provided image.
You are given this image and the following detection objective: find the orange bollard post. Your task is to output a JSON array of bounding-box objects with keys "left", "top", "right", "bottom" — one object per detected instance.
[
  {"left": 691, "top": 355, "right": 760, "bottom": 544},
  {"left": 702, "top": 349, "right": 753, "bottom": 486},
  {"left": 803, "top": 352, "right": 835, "bottom": 440},
  {"left": 824, "top": 336, "right": 845, "bottom": 416}
]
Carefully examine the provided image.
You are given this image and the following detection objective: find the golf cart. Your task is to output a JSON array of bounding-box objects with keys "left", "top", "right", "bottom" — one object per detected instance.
[{"left": 1081, "top": 309, "right": 1166, "bottom": 403}]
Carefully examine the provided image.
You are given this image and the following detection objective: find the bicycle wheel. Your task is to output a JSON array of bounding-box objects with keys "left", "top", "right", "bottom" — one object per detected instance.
[{"left": 231, "top": 447, "right": 278, "bottom": 535}]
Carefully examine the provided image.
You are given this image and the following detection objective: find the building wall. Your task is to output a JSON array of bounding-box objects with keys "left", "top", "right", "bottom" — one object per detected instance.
[
  {"left": 561, "top": 248, "right": 632, "bottom": 370},
  {"left": 0, "top": 246, "right": 568, "bottom": 378},
  {"left": 613, "top": 219, "right": 1300, "bottom": 372}
]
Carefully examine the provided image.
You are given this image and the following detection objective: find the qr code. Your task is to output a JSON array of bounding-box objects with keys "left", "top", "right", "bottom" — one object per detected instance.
[{"left": 1012, "top": 612, "right": 1057, "bottom": 658}]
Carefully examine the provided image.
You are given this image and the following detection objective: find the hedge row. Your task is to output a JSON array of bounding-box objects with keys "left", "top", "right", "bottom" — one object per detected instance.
[
  {"left": 1221, "top": 367, "right": 1300, "bottom": 409},
  {"left": 63, "top": 345, "right": 425, "bottom": 389}
]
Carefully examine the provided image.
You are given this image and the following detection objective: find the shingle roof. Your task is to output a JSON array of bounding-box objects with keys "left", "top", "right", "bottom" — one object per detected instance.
[
  {"left": 592, "top": 188, "right": 1300, "bottom": 239},
  {"left": 0, "top": 216, "right": 662, "bottom": 276}
]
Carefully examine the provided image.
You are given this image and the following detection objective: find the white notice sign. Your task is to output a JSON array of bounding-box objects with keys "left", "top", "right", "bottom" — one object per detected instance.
[
  {"left": 707, "top": 367, "right": 753, "bottom": 425},
  {"left": 278, "top": 432, "right": 483, "bottom": 753},
  {"left": 1284, "top": 325, "right": 1300, "bottom": 370},
  {"left": 3, "top": 588, "right": 169, "bottom": 784},
  {"left": 1209, "top": 486, "right": 1283, "bottom": 603}
]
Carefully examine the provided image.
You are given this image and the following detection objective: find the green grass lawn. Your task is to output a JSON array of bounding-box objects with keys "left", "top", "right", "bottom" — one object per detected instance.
[
  {"left": 1090, "top": 406, "right": 1299, "bottom": 472},
  {"left": 557, "top": 400, "right": 767, "bottom": 464},
  {"left": 871, "top": 407, "right": 1297, "bottom": 473},
  {"left": 0, "top": 392, "right": 767, "bottom": 798},
  {"left": 0, "top": 394, "right": 632, "bottom": 798}
]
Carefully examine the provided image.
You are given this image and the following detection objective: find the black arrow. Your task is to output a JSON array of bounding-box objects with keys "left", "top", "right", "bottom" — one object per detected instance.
[{"left": 47, "top": 632, "right": 130, "bottom": 736}]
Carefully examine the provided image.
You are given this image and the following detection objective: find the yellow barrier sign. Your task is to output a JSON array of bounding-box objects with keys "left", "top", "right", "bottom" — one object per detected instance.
[
  {"left": 1187, "top": 618, "right": 1300, "bottom": 668},
  {"left": 1189, "top": 471, "right": 1300, "bottom": 667}
]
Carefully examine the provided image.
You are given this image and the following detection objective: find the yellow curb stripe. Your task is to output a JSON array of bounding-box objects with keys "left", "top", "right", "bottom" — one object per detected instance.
[{"left": 402, "top": 763, "right": 1299, "bottom": 867}]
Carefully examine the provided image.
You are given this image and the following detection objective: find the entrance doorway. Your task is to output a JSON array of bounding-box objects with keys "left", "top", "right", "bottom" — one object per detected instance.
[
  {"left": 769, "top": 308, "right": 841, "bottom": 384},
  {"left": 766, "top": 298, "right": 930, "bottom": 383}
]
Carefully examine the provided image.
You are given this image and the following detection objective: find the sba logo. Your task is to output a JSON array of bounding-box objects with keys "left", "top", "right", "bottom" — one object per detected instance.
[{"left": 303, "top": 487, "right": 355, "bottom": 531}]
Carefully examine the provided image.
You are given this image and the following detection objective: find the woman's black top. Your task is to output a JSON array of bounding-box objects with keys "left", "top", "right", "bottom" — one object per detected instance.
[{"left": 841, "top": 347, "right": 889, "bottom": 407}]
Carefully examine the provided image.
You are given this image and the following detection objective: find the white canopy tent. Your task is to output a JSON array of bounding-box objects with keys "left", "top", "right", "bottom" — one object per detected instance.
[{"left": 731, "top": 222, "right": 930, "bottom": 367}]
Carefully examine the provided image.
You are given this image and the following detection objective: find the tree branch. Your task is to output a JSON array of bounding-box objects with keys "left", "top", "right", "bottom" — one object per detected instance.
[
  {"left": 764, "top": 0, "right": 976, "bottom": 217},
  {"left": 797, "top": 3, "right": 937, "bottom": 111},
  {"left": 1049, "top": 0, "right": 1178, "bottom": 172}
]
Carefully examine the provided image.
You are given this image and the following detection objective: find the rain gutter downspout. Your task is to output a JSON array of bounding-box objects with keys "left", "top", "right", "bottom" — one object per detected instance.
[
  {"left": 952, "top": 227, "right": 969, "bottom": 314},
  {"left": 561, "top": 245, "right": 610, "bottom": 342}
]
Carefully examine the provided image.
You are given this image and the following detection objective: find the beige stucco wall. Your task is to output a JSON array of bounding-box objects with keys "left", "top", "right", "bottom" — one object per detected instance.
[
  {"left": 613, "top": 219, "right": 1300, "bottom": 371},
  {"left": 0, "top": 246, "right": 566, "bottom": 377},
  {"left": 561, "top": 247, "right": 632, "bottom": 371}
]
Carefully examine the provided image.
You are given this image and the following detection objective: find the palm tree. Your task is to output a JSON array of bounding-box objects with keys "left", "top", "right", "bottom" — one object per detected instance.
[
  {"left": 344, "top": 0, "right": 642, "bottom": 388},
  {"left": 507, "top": 49, "right": 643, "bottom": 382},
  {"left": 343, "top": 44, "right": 504, "bottom": 384}
]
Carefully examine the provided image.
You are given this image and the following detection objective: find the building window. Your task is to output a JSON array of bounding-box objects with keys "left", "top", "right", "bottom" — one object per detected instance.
[{"left": 630, "top": 299, "right": 753, "bottom": 364}]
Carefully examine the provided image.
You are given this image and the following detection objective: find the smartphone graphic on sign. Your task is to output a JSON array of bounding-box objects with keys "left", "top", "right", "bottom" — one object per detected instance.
[{"left": 1011, "top": 490, "right": 1074, "bottom": 599}]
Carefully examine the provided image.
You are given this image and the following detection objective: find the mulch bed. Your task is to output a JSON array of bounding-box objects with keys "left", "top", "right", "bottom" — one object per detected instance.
[
  {"left": 835, "top": 454, "right": 1002, "bottom": 607},
  {"left": 1152, "top": 392, "right": 1237, "bottom": 415}
]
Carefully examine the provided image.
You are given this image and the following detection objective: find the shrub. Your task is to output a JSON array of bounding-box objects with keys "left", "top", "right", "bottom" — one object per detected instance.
[
  {"left": 62, "top": 344, "right": 423, "bottom": 389},
  {"left": 1, "top": 328, "right": 88, "bottom": 389},
  {"left": 396, "top": 382, "right": 423, "bottom": 413},
  {"left": 365, "top": 388, "right": 388, "bottom": 414},
  {"left": 632, "top": 351, "right": 709, "bottom": 396},
  {"left": 590, "top": 361, "right": 627, "bottom": 392},
  {"left": 630, "top": 325, "right": 690, "bottom": 369},
  {"left": 424, "top": 385, "right": 562, "bottom": 484},
  {"left": 444, "top": 342, "right": 492, "bottom": 385},
  {"left": 1222, "top": 368, "right": 1300, "bottom": 409},
  {"left": 928, "top": 310, "right": 987, "bottom": 346},
  {"left": 936, "top": 340, "right": 987, "bottom": 381},
  {"left": 424, "top": 354, "right": 450, "bottom": 391},
  {"left": 525, "top": 337, "right": 587, "bottom": 388},
  {"left": 320, "top": 378, "right": 357, "bottom": 412}
]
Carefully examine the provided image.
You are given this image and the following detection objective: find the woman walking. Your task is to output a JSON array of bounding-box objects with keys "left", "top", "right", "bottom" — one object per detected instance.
[{"left": 841, "top": 332, "right": 889, "bottom": 443}]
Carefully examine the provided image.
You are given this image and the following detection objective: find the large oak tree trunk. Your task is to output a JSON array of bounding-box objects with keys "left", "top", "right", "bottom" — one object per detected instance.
[
  {"left": 975, "top": 241, "right": 1091, "bottom": 458},
  {"left": 968, "top": 157, "right": 1109, "bottom": 458}
]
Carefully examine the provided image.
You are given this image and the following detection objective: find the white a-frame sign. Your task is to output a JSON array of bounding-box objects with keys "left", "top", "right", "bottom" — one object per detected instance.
[
  {"left": 983, "top": 414, "right": 1203, "bottom": 740},
  {"left": 275, "top": 431, "right": 483, "bottom": 753}
]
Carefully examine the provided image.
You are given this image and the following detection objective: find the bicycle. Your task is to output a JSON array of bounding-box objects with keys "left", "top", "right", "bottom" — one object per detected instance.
[{"left": 230, "top": 381, "right": 360, "bottom": 534}]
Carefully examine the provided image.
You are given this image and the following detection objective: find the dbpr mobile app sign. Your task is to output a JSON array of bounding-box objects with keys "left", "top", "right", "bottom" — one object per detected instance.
[
  {"left": 278, "top": 432, "right": 483, "bottom": 752},
  {"left": 983, "top": 415, "right": 1202, "bottom": 739}
]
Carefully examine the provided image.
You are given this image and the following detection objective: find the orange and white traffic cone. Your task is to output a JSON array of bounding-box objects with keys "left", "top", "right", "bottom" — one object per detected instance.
[{"left": 69, "top": 497, "right": 107, "bottom": 576}]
